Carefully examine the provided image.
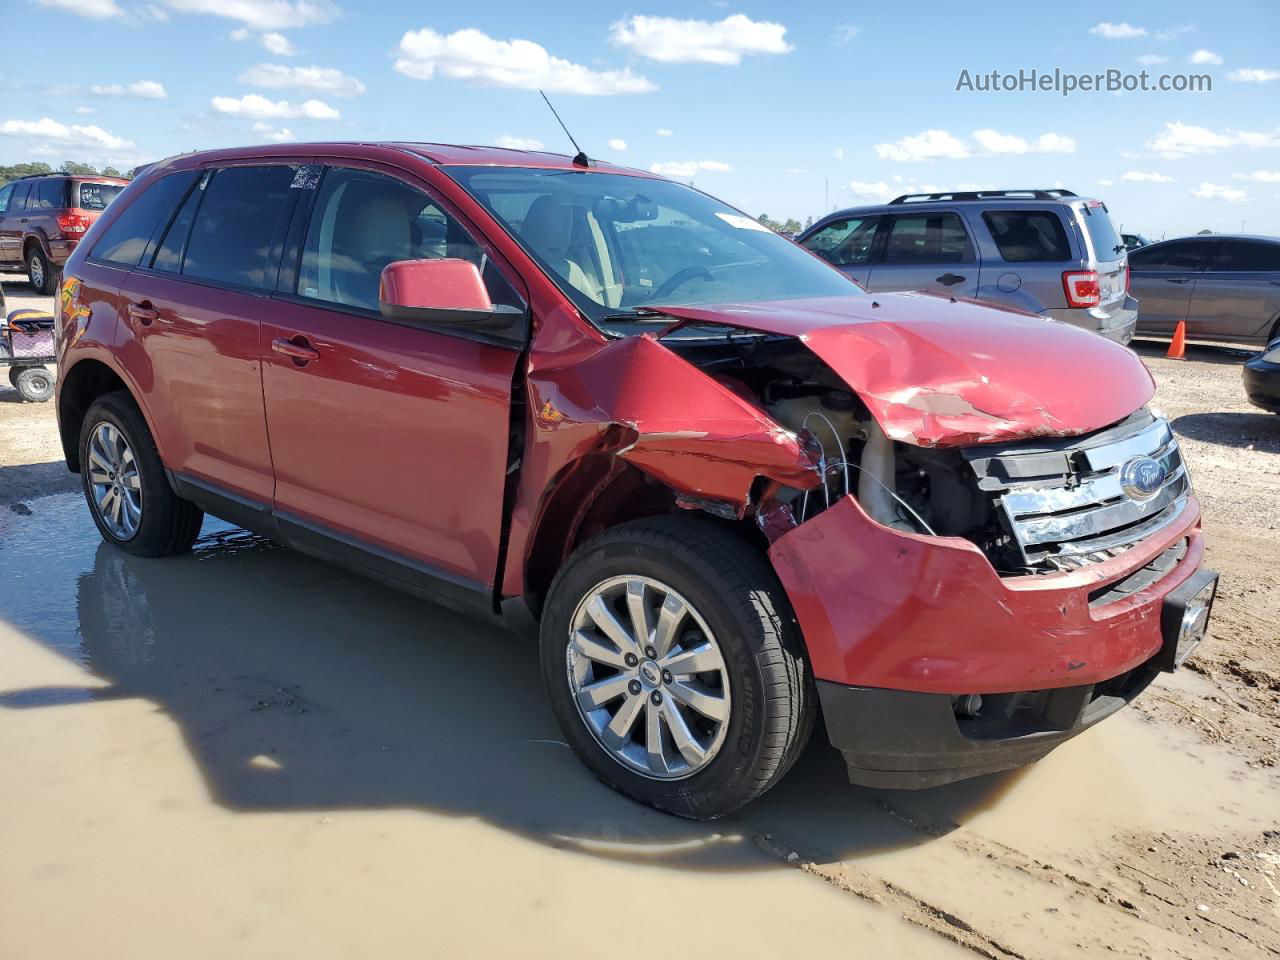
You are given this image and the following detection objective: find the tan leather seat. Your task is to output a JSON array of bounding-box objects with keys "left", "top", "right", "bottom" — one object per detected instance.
[{"left": 520, "top": 196, "right": 605, "bottom": 304}]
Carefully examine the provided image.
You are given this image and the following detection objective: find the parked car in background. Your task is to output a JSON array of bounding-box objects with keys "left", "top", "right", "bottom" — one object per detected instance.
[
  {"left": 1244, "top": 337, "right": 1280, "bottom": 413},
  {"left": 55, "top": 146, "right": 1213, "bottom": 819},
  {"left": 1130, "top": 235, "right": 1280, "bottom": 346},
  {"left": 797, "top": 189, "right": 1137, "bottom": 344},
  {"left": 0, "top": 172, "right": 128, "bottom": 293},
  {"left": 1123, "top": 233, "right": 1151, "bottom": 251}
]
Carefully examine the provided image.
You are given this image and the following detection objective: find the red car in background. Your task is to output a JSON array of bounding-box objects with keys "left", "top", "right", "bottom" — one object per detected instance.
[
  {"left": 0, "top": 173, "right": 128, "bottom": 293},
  {"left": 53, "top": 143, "right": 1216, "bottom": 819}
]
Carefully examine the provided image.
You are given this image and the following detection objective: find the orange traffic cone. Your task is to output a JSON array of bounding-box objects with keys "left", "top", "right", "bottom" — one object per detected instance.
[{"left": 1167, "top": 319, "right": 1187, "bottom": 360}]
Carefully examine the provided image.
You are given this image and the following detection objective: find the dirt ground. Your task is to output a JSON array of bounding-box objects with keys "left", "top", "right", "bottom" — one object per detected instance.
[{"left": 1, "top": 271, "right": 1277, "bottom": 959}]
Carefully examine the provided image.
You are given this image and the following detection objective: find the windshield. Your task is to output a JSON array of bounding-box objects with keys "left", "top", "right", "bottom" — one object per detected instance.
[
  {"left": 77, "top": 181, "right": 124, "bottom": 211},
  {"left": 442, "top": 166, "right": 861, "bottom": 333}
]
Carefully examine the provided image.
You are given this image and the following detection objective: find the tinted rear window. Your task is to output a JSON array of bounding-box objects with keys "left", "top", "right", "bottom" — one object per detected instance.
[
  {"left": 1212, "top": 240, "right": 1280, "bottom": 272},
  {"left": 181, "top": 166, "right": 295, "bottom": 291},
  {"left": 983, "top": 211, "right": 1071, "bottom": 262},
  {"left": 78, "top": 181, "right": 124, "bottom": 211},
  {"left": 1079, "top": 202, "right": 1124, "bottom": 261},
  {"left": 10, "top": 181, "right": 32, "bottom": 211},
  {"left": 30, "top": 179, "right": 70, "bottom": 209},
  {"left": 91, "top": 171, "right": 199, "bottom": 266}
]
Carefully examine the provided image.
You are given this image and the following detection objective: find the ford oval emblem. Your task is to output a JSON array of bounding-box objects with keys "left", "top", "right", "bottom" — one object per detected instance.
[{"left": 1120, "top": 455, "right": 1167, "bottom": 500}]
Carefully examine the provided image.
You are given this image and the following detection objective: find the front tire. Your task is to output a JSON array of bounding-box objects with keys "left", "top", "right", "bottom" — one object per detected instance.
[
  {"left": 79, "top": 391, "right": 203, "bottom": 556},
  {"left": 540, "top": 517, "right": 815, "bottom": 820},
  {"left": 12, "top": 366, "right": 53, "bottom": 402}
]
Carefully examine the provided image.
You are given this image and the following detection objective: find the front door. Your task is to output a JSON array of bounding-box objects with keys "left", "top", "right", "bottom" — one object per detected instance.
[
  {"left": 798, "top": 215, "right": 880, "bottom": 286},
  {"left": 260, "top": 163, "right": 526, "bottom": 590},
  {"left": 865, "top": 211, "right": 980, "bottom": 298}
]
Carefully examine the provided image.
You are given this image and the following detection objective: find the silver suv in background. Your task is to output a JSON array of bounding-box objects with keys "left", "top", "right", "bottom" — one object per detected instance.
[{"left": 797, "top": 189, "right": 1137, "bottom": 344}]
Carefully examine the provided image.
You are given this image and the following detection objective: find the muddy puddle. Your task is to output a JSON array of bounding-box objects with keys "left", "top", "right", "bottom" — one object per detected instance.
[{"left": 2, "top": 493, "right": 1276, "bottom": 959}]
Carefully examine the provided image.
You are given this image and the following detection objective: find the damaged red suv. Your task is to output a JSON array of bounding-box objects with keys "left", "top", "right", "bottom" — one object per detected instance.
[{"left": 55, "top": 144, "right": 1217, "bottom": 819}]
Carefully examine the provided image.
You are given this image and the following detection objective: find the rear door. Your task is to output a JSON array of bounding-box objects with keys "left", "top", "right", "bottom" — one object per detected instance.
[
  {"left": 1188, "top": 239, "right": 1280, "bottom": 343},
  {"left": 798, "top": 215, "right": 880, "bottom": 285},
  {"left": 865, "top": 210, "right": 979, "bottom": 297},
  {"left": 115, "top": 164, "right": 297, "bottom": 505},
  {"left": 259, "top": 161, "right": 527, "bottom": 591},
  {"left": 0, "top": 183, "right": 13, "bottom": 261},
  {"left": 0, "top": 181, "right": 32, "bottom": 264},
  {"left": 1129, "top": 238, "right": 1212, "bottom": 336}
]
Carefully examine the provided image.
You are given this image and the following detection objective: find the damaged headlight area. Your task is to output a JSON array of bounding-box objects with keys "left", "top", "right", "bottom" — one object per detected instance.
[{"left": 666, "top": 331, "right": 1190, "bottom": 577}]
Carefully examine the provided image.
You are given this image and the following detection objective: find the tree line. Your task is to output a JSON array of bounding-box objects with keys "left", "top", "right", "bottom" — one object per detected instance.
[{"left": 0, "top": 161, "right": 134, "bottom": 186}]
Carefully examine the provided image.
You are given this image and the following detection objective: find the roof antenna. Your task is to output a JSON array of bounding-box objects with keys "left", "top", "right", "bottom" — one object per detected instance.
[{"left": 539, "top": 90, "right": 590, "bottom": 168}]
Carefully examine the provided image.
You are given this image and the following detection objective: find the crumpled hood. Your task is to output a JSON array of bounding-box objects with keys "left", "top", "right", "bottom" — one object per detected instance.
[{"left": 656, "top": 293, "right": 1155, "bottom": 447}]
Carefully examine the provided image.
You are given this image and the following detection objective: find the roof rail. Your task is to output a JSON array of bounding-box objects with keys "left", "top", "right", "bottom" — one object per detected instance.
[
  {"left": 11, "top": 172, "right": 63, "bottom": 181},
  {"left": 888, "top": 188, "right": 1078, "bottom": 204}
]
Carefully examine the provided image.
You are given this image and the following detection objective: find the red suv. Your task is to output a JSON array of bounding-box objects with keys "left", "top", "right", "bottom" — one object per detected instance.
[
  {"left": 0, "top": 173, "right": 128, "bottom": 293},
  {"left": 54, "top": 144, "right": 1217, "bottom": 818}
]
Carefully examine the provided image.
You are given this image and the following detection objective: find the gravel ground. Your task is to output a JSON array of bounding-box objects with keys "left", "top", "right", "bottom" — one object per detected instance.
[{"left": 1, "top": 272, "right": 1277, "bottom": 957}]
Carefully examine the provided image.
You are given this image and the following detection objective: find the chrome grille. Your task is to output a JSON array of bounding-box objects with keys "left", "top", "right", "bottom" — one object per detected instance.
[{"left": 966, "top": 414, "right": 1191, "bottom": 571}]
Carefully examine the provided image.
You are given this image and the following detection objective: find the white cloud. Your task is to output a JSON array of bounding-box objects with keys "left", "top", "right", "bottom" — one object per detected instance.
[
  {"left": 833, "top": 23, "right": 860, "bottom": 44},
  {"left": 606, "top": 138, "right": 627, "bottom": 152},
  {"left": 1090, "top": 22, "right": 1147, "bottom": 39},
  {"left": 73, "top": 105, "right": 96, "bottom": 115},
  {"left": 608, "top": 14, "right": 790, "bottom": 65},
  {"left": 1233, "top": 170, "right": 1280, "bottom": 182},
  {"left": 649, "top": 160, "right": 732, "bottom": 177},
  {"left": 252, "top": 121, "right": 296, "bottom": 143},
  {"left": 833, "top": 147, "right": 844, "bottom": 160},
  {"left": 876, "top": 129, "right": 969, "bottom": 162},
  {"left": 1229, "top": 68, "right": 1280, "bottom": 83},
  {"left": 89, "top": 80, "right": 168, "bottom": 99},
  {"left": 847, "top": 180, "right": 894, "bottom": 202},
  {"left": 972, "top": 129, "right": 1076, "bottom": 155},
  {"left": 35, "top": 0, "right": 123, "bottom": 18},
  {"left": 1098, "top": 179, "right": 1115, "bottom": 186},
  {"left": 493, "top": 135, "right": 544, "bottom": 150},
  {"left": 1148, "top": 121, "right": 1280, "bottom": 157},
  {"left": 1192, "top": 182, "right": 1246, "bottom": 202},
  {"left": 239, "top": 64, "right": 365, "bottom": 97},
  {"left": 1155, "top": 24, "right": 1195, "bottom": 41},
  {"left": 229, "top": 26, "right": 249, "bottom": 40},
  {"left": 163, "top": 0, "right": 337, "bottom": 29},
  {"left": 0, "top": 116, "right": 135, "bottom": 151},
  {"left": 786, "top": 167, "right": 807, "bottom": 175},
  {"left": 210, "top": 94, "right": 339, "bottom": 120},
  {"left": 395, "top": 27, "right": 654, "bottom": 95},
  {"left": 1136, "top": 54, "right": 1169, "bottom": 66},
  {"left": 1188, "top": 49, "right": 1222, "bottom": 65},
  {"left": 1121, "top": 170, "right": 1174, "bottom": 182},
  {"left": 261, "top": 31, "right": 297, "bottom": 56}
]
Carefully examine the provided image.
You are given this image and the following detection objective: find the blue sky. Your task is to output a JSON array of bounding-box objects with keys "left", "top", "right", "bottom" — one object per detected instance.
[{"left": 3, "top": 0, "right": 1279, "bottom": 237}]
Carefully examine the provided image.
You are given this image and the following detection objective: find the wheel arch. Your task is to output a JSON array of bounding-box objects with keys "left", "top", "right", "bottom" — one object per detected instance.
[
  {"left": 22, "top": 232, "right": 51, "bottom": 260},
  {"left": 58, "top": 358, "right": 132, "bottom": 472}
]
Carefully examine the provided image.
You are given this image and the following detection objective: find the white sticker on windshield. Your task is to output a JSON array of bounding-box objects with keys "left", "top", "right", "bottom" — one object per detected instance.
[{"left": 715, "top": 212, "right": 772, "bottom": 233}]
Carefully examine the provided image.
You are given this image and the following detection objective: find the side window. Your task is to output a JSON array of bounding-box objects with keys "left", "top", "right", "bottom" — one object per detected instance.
[
  {"left": 150, "top": 175, "right": 204, "bottom": 274},
  {"left": 1211, "top": 240, "right": 1280, "bottom": 272},
  {"left": 297, "top": 166, "right": 520, "bottom": 313},
  {"left": 0, "top": 183, "right": 12, "bottom": 214},
  {"left": 1129, "top": 240, "right": 1209, "bottom": 272},
  {"left": 882, "top": 213, "right": 971, "bottom": 264},
  {"left": 33, "top": 179, "right": 69, "bottom": 209},
  {"left": 983, "top": 210, "right": 1071, "bottom": 262},
  {"left": 10, "top": 181, "right": 32, "bottom": 212},
  {"left": 91, "top": 170, "right": 199, "bottom": 267},
  {"left": 182, "top": 165, "right": 295, "bottom": 291},
  {"left": 801, "top": 217, "right": 879, "bottom": 266}
]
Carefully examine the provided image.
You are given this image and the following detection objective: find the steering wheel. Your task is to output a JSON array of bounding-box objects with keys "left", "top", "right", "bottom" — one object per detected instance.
[{"left": 648, "top": 266, "right": 713, "bottom": 301}]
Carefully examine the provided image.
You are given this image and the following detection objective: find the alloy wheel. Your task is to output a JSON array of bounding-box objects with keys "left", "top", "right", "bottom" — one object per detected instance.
[
  {"left": 28, "top": 254, "right": 44, "bottom": 291},
  {"left": 86, "top": 422, "right": 142, "bottom": 540},
  {"left": 566, "top": 575, "right": 731, "bottom": 780}
]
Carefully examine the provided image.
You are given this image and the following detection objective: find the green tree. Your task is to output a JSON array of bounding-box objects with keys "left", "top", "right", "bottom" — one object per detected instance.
[
  {"left": 59, "top": 161, "right": 99, "bottom": 175},
  {"left": 101, "top": 166, "right": 123, "bottom": 178},
  {"left": 0, "top": 162, "right": 53, "bottom": 185}
]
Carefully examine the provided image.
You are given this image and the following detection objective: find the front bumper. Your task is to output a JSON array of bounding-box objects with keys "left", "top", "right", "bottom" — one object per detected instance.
[
  {"left": 1243, "top": 356, "right": 1280, "bottom": 413},
  {"left": 1042, "top": 296, "right": 1137, "bottom": 345},
  {"left": 814, "top": 566, "right": 1218, "bottom": 789}
]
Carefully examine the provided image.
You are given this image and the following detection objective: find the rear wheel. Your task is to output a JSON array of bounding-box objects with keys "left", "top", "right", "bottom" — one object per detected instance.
[
  {"left": 540, "top": 516, "right": 815, "bottom": 820},
  {"left": 13, "top": 366, "right": 53, "bottom": 402},
  {"left": 79, "top": 391, "right": 203, "bottom": 556},
  {"left": 26, "top": 246, "right": 53, "bottom": 295}
]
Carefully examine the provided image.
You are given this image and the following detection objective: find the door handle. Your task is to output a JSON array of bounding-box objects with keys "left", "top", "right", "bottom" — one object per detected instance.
[
  {"left": 272, "top": 336, "right": 320, "bottom": 364},
  {"left": 1165, "top": 277, "right": 1190, "bottom": 284},
  {"left": 127, "top": 302, "right": 158, "bottom": 325},
  {"left": 936, "top": 273, "right": 966, "bottom": 286}
]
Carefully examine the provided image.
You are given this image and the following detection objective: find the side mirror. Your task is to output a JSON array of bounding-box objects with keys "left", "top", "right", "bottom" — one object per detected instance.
[{"left": 379, "top": 259, "right": 519, "bottom": 328}]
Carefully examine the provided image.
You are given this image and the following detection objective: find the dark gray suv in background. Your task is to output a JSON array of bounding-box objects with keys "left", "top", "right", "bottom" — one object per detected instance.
[{"left": 797, "top": 189, "right": 1136, "bottom": 344}]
